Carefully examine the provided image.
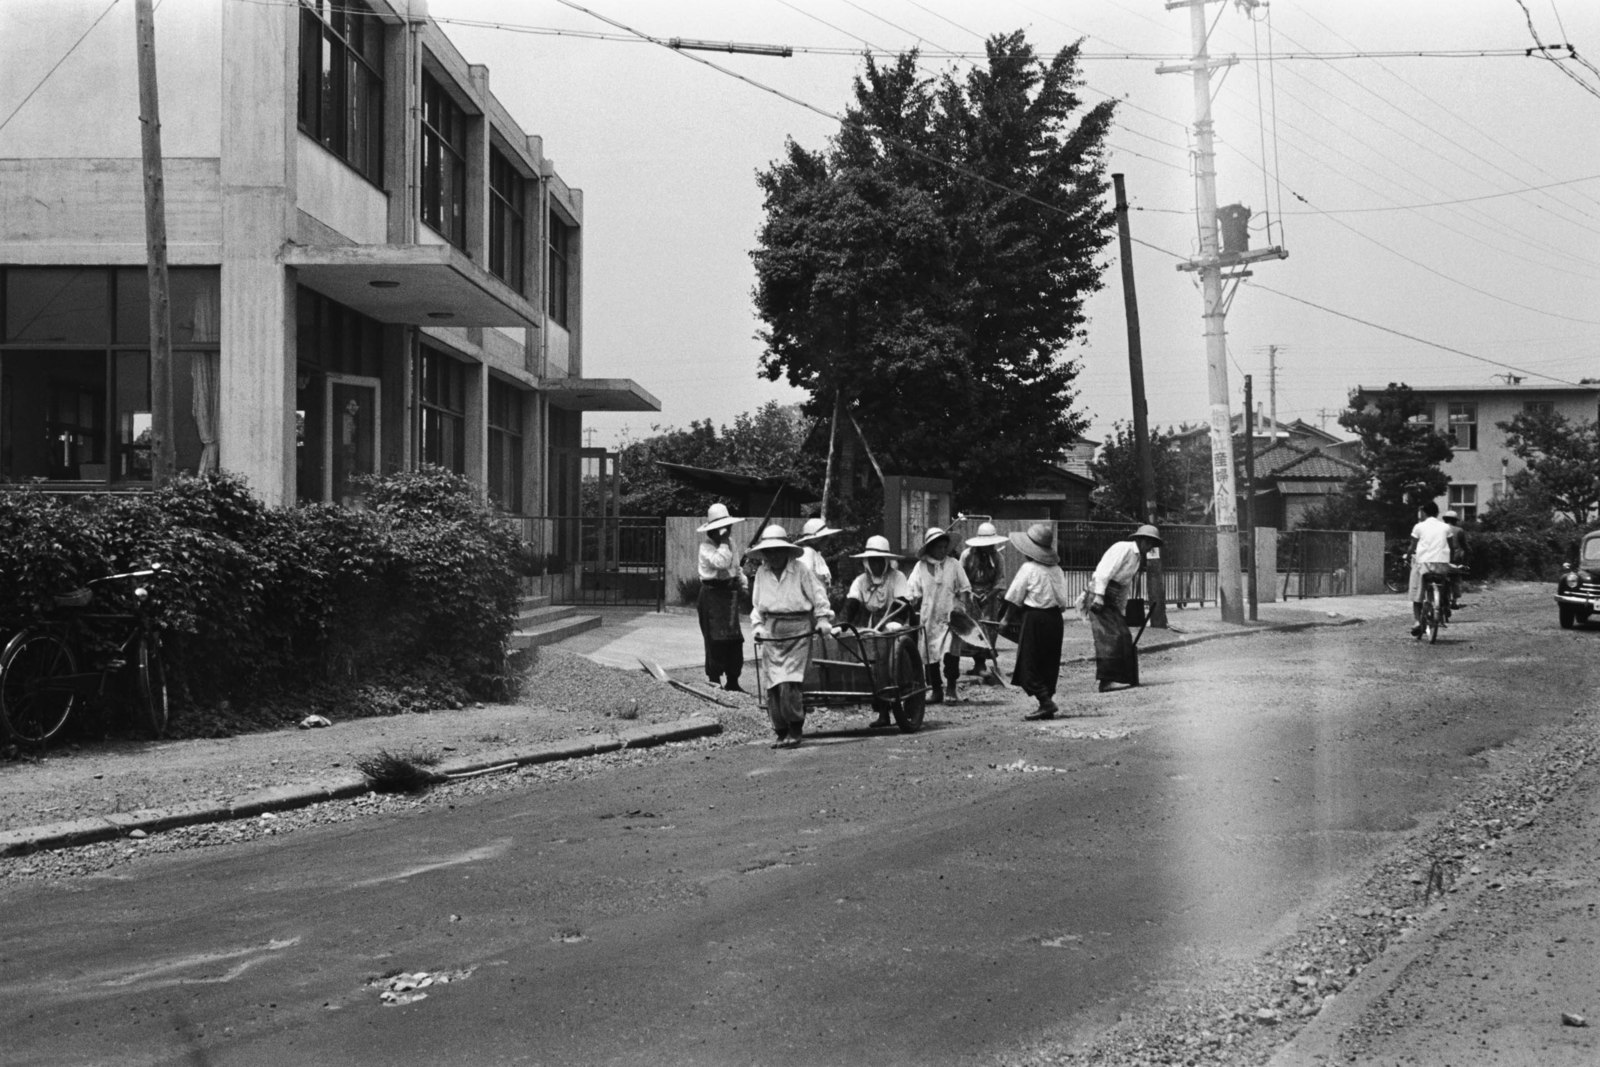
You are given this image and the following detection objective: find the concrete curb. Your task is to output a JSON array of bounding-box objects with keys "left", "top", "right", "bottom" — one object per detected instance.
[{"left": 0, "top": 715, "right": 722, "bottom": 858}]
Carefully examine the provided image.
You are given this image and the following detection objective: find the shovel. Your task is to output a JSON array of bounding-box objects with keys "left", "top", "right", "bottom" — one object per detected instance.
[
  {"left": 637, "top": 657, "right": 739, "bottom": 707},
  {"left": 948, "top": 608, "right": 1005, "bottom": 685}
]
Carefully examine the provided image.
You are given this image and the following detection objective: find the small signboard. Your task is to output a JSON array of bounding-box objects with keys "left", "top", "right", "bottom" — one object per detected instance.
[{"left": 882, "top": 475, "right": 954, "bottom": 555}]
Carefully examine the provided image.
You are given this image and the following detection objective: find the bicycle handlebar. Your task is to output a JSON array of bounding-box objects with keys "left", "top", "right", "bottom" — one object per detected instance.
[{"left": 89, "top": 563, "right": 163, "bottom": 586}]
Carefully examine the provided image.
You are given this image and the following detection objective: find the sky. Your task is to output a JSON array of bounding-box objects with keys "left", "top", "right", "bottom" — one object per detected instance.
[{"left": 425, "top": 0, "right": 1600, "bottom": 451}]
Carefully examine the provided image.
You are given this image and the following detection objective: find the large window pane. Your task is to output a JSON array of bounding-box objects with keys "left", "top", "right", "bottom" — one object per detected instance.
[
  {"left": 296, "top": 0, "right": 383, "bottom": 183},
  {"left": 6, "top": 270, "right": 109, "bottom": 344},
  {"left": 115, "top": 267, "right": 220, "bottom": 344},
  {"left": 0, "top": 350, "right": 106, "bottom": 481},
  {"left": 115, "top": 350, "right": 152, "bottom": 482}
]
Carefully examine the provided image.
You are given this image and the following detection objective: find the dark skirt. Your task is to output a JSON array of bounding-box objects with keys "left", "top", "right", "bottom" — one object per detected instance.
[
  {"left": 1089, "top": 605, "right": 1139, "bottom": 685},
  {"left": 1010, "top": 606, "right": 1064, "bottom": 699},
  {"left": 698, "top": 579, "right": 743, "bottom": 680}
]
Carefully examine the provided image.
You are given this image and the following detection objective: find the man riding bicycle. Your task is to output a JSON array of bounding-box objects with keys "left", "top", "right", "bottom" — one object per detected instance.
[
  {"left": 1442, "top": 510, "right": 1467, "bottom": 610},
  {"left": 1409, "top": 501, "right": 1453, "bottom": 638}
]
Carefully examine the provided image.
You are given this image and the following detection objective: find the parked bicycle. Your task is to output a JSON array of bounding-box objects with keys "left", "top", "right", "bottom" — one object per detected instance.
[{"left": 0, "top": 564, "right": 169, "bottom": 745}]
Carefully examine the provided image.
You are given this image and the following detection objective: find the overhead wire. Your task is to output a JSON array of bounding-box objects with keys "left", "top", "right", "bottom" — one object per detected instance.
[
  {"left": 0, "top": 0, "right": 122, "bottom": 136},
  {"left": 1512, "top": 0, "right": 1600, "bottom": 101}
]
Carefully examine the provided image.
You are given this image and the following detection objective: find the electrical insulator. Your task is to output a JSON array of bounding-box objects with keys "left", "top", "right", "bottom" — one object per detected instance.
[{"left": 1218, "top": 204, "right": 1251, "bottom": 255}]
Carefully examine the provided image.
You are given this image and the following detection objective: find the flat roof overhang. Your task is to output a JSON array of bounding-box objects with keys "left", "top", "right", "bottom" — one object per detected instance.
[
  {"left": 541, "top": 377, "right": 661, "bottom": 412},
  {"left": 282, "top": 243, "right": 539, "bottom": 327}
]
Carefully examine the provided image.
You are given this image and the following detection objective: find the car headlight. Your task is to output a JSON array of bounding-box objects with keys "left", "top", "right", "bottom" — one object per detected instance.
[{"left": 1563, "top": 572, "right": 1583, "bottom": 589}]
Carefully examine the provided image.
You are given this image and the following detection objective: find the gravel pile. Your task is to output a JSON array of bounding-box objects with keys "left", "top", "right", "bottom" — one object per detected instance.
[{"left": 998, "top": 708, "right": 1599, "bottom": 1067}]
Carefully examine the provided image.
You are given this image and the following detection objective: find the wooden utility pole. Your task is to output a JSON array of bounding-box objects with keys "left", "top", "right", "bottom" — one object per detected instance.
[
  {"left": 135, "top": 0, "right": 175, "bottom": 484},
  {"left": 1244, "top": 375, "right": 1258, "bottom": 620},
  {"left": 1112, "top": 173, "right": 1166, "bottom": 628},
  {"left": 1158, "top": 0, "right": 1286, "bottom": 624}
]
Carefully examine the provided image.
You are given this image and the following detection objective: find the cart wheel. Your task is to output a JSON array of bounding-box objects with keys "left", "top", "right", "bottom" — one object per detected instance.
[{"left": 892, "top": 640, "right": 926, "bottom": 733}]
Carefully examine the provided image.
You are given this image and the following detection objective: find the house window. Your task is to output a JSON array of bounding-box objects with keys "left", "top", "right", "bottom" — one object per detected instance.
[
  {"left": 1409, "top": 404, "right": 1434, "bottom": 426},
  {"left": 1, "top": 268, "right": 219, "bottom": 484},
  {"left": 489, "top": 149, "right": 526, "bottom": 293},
  {"left": 420, "top": 72, "right": 467, "bottom": 248},
  {"left": 547, "top": 213, "right": 574, "bottom": 329},
  {"left": 487, "top": 379, "right": 524, "bottom": 512},
  {"left": 1523, "top": 400, "right": 1555, "bottom": 417},
  {"left": 297, "top": 0, "right": 384, "bottom": 183},
  {"left": 1448, "top": 484, "right": 1478, "bottom": 522},
  {"left": 1446, "top": 402, "right": 1477, "bottom": 451},
  {"left": 418, "top": 347, "right": 466, "bottom": 474}
]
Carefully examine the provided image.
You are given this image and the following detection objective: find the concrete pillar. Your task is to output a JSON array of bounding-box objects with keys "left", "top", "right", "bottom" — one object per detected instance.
[
  {"left": 466, "top": 65, "right": 490, "bottom": 264},
  {"left": 464, "top": 360, "right": 487, "bottom": 499},
  {"left": 218, "top": 0, "right": 294, "bottom": 504},
  {"left": 1254, "top": 526, "right": 1278, "bottom": 603}
]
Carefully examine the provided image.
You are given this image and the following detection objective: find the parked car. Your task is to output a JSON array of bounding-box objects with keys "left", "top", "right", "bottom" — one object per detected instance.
[{"left": 1555, "top": 531, "right": 1600, "bottom": 628}]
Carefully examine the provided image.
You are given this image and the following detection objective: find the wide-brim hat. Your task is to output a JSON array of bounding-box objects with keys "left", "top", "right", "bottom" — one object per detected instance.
[
  {"left": 795, "top": 518, "right": 842, "bottom": 545},
  {"left": 749, "top": 524, "right": 802, "bottom": 556},
  {"left": 1132, "top": 523, "right": 1163, "bottom": 545},
  {"left": 1009, "top": 523, "right": 1059, "bottom": 566},
  {"left": 851, "top": 535, "right": 901, "bottom": 559},
  {"left": 918, "top": 526, "right": 952, "bottom": 555},
  {"left": 963, "top": 521, "right": 1007, "bottom": 548},
  {"left": 696, "top": 503, "right": 743, "bottom": 533}
]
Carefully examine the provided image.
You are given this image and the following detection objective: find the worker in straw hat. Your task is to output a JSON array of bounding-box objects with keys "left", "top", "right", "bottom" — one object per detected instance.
[
  {"left": 958, "top": 521, "right": 1009, "bottom": 685},
  {"left": 795, "top": 515, "right": 842, "bottom": 603},
  {"left": 1080, "top": 524, "right": 1163, "bottom": 693},
  {"left": 842, "top": 535, "right": 914, "bottom": 729},
  {"left": 1000, "top": 522, "right": 1073, "bottom": 720},
  {"left": 749, "top": 524, "right": 834, "bottom": 748},
  {"left": 695, "top": 503, "right": 748, "bottom": 692},
  {"left": 905, "top": 526, "right": 972, "bottom": 704}
]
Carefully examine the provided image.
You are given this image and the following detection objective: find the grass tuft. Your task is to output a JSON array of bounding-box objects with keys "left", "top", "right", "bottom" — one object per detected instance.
[{"left": 354, "top": 748, "right": 442, "bottom": 793}]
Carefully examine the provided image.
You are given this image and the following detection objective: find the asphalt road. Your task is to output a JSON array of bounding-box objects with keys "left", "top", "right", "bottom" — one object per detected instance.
[{"left": 2, "top": 588, "right": 1587, "bottom": 1066}]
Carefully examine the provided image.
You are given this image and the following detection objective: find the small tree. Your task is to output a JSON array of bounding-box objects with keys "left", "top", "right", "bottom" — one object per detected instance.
[
  {"left": 1338, "top": 383, "right": 1453, "bottom": 533},
  {"left": 1497, "top": 409, "right": 1600, "bottom": 524},
  {"left": 1089, "top": 423, "right": 1207, "bottom": 522}
]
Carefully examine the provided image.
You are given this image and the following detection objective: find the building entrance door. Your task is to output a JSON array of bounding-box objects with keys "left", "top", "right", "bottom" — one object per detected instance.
[{"left": 325, "top": 374, "right": 381, "bottom": 505}]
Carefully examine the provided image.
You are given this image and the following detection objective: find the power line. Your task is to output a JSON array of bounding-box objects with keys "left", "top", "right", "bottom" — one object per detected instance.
[
  {"left": 0, "top": 0, "right": 122, "bottom": 136},
  {"left": 1512, "top": 0, "right": 1600, "bottom": 101}
]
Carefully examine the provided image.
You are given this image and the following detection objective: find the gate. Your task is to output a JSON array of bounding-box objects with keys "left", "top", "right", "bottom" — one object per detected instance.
[
  {"left": 1277, "top": 529, "right": 1353, "bottom": 599},
  {"left": 510, "top": 515, "right": 666, "bottom": 609}
]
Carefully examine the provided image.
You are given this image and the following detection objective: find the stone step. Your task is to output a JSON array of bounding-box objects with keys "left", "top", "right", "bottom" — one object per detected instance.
[
  {"left": 518, "top": 593, "right": 552, "bottom": 612},
  {"left": 508, "top": 613, "right": 602, "bottom": 651},
  {"left": 516, "top": 602, "right": 572, "bottom": 628}
]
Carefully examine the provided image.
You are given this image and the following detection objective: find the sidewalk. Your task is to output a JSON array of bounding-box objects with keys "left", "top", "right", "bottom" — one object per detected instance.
[{"left": 0, "top": 592, "right": 1407, "bottom": 859}]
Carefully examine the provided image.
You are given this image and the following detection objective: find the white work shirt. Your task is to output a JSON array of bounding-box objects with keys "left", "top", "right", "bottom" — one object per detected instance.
[
  {"left": 847, "top": 566, "right": 909, "bottom": 615},
  {"left": 1004, "top": 560, "right": 1072, "bottom": 611},
  {"left": 1411, "top": 517, "right": 1452, "bottom": 565},
  {"left": 750, "top": 559, "right": 832, "bottom": 630},
  {"left": 1091, "top": 540, "right": 1143, "bottom": 596},
  {"left": 698, "top": 540, "right": 740, "bottom": 581},
  {"left": 906, "top": 555, "right": 972, "bottom": 658}
]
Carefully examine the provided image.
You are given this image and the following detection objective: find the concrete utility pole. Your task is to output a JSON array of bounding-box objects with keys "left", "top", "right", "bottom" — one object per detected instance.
[
  {"left": 135, "top": 0, "right": 175, "bottom": 484},
  {"left": 1243, "top": 375, "right": 1258, "bottom": 621},
  {"left": 1268, "top": 344, "right": 1278, "bottom": 438},
  {"left": 1111, "top": 173, "right": 1167, "bottom": 628},
  {"left": 1158, "top": 0, "right": 1287, "bottom": 624}
]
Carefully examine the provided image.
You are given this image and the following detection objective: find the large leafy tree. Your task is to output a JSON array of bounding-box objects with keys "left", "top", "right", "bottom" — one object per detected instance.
[
  {"left": 1497, "top": 409, "right": 1600, "bottom": 524},
  {"left": 1089, "top": 423, "right": 1209, "bottom": 522},
  {"left": 751, "top": 33, "right": 1116, "bottom": 507},
  {"left": 1337, "top": 383, "right": 1454, "bottom": 530}
]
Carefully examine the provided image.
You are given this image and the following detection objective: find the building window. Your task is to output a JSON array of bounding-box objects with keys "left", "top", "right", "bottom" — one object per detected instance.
[
  {"left": 420, "top": 72, "right": 468, "bottom": 248},
  {"left": 1523, "top": 400, "right": 1555, "bottom": 417},
  {"left": 547, "top": 213, "right": 574, "bottom": 329},
  {"left": 1409, "top": 404, "right": 1434, "bottom": 426},
  {"left": 1446, "top": 402, "right": 1477, "bottom": 451},
  {"left": 1, "top": 267, "right": 219, "bottom": 485},
  {"left": 487, "top": 379, "right": 524, "bottom": 512},
  {"left": 297, "top": 1, "right": 384, "bottom": 183},
  {"left": 418, "top": 347, "right": 466, "bottom": 473},
  {"left": 489, "top": 150, "right": 526, "bottom": 294},
  {"left": 1448, "top": 484, "right": 1478, "bottom": 522},
  {"left": 295, "top": 287, "right": 385, "bottom": 504}
]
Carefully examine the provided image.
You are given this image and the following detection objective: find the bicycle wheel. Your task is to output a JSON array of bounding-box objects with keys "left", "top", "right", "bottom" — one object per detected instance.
[
  {"left": 0, "top": 629, "right": 79, "bottom": 745},
  {"left": 135, "top": 634, "right": 169, "bottom": 739},
  {"left": 1426, "top": 587, "right": 1442, "bottom": 644}
]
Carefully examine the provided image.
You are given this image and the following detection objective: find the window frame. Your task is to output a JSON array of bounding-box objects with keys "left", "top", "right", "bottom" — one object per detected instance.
[
  {"left": 1447, "top": 484, "right": 1478, "bottom": 523},
  {"left": 420, "top": 71, "right": 468, "bottom": 249},
  {"left": 486, "top": 378, "right": 524, "bottom": 512},
  {"left": 547, "top": 212, "right": 574, "bottom": 329},
  {"left": 488, "top": 148, "right": 526, "bottom": 293},
  {"left": 417, "top": 345, "right": 467, "bottom": 474},
  {"left": 296, "top": 0, "right": 385, "bottom": 185},
  {"left": 1446, "top": 401, "right": 1477, "bottom": 451}
]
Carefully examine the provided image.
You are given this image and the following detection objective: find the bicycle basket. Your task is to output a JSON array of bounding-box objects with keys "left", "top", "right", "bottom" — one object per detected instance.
[{"left": 53, "top": 588, "right": 93, "bottom": 609}]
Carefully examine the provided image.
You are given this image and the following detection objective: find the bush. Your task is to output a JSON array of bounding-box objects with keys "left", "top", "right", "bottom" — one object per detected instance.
[{"left": 0, "top": 468, "right": 521, "bottom": 735}]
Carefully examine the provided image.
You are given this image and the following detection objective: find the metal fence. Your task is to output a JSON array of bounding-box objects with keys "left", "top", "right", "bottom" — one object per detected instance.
[
  {"left": 1276, "top": 529, "right": 1354, "bottom": 599},
  {"left": 506, "top": 514, "right": 666, "bottom": 609},
  {"left": 1057, "top": 521, "right": 1224, "bottom": 608}
]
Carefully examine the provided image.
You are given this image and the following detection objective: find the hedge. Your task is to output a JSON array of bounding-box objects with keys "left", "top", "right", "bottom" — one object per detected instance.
[{"left": 0, "top": 468, "right": 521, "bottom": 735}]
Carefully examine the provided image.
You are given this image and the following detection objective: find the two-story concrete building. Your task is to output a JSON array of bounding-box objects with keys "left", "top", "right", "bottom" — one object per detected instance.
[
  {"left": 0, "top": 0, "right": 656, "bottom": 512},
  {"left": 1349, "top": 383, "right": 1600, "bottom": 520}
]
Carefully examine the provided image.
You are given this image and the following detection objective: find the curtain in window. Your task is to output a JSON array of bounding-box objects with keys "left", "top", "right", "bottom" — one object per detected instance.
[{"left": 191, "top": 353, "right": 219, "bottom": 473}]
